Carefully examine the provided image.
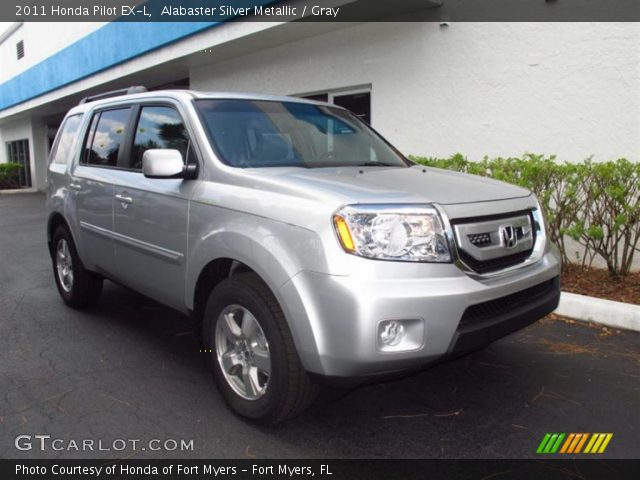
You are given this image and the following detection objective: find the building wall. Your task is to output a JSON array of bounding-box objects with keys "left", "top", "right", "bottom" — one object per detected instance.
[
  {"left": 0, "top": 19, "right": 281, "bottom": 189},
  {"left": 0, "top": 119, "right": 32, "bottom": 158},
  {"left": 0, "top": 117, "right": 45, "bottom": 189},
  {"left": 0, "top": 22, "right": 106, "bottom": 189},
  {"left": 30, "top": 118, "right": 49, "bottom": 190},
  {"left": 1, "top": 21, "right": 638, "bottom": 193},
  {"left": 0, "top": 22, "right": 105, "bottom": 83},
  {"left": 191, "top": 22, "right": 640, "bottom": 162}
]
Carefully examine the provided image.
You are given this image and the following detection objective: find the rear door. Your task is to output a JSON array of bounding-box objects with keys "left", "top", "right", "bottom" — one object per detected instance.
[
  {"left": 110, "top": 102, "right": 200, "bottom": 310},
  {"left": 69, "top": 107, "right": 133, "bottom": 276}
]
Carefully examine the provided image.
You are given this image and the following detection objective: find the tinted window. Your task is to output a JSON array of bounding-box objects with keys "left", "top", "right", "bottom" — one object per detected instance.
[
  {"left": 50, "top": 114, "right": 82, "bottom": 165},
  {"left": 84, "top": 108, "right": 130, "bottom": 167},
  {"left": 82, "top": 114, "right": 99, "bottom": 165},
  {"left": 195, "top": 100, "right": 408, "bottom": 169},
  {"left": 131, "top": 106, "right": 190, "bottom": 170}
]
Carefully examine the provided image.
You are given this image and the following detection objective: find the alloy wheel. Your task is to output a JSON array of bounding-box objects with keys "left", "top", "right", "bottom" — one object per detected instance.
[
  {"left": 56, "top": 239, "right": 74, "bottom": 293},
  {"left": 215, "top": 304, "right": 271, "bottom": 400}
]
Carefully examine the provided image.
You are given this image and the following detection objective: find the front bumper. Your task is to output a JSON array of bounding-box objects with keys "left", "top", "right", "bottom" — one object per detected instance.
[{"left": 278, "top": 252, "right": 560, "bottom": 378}]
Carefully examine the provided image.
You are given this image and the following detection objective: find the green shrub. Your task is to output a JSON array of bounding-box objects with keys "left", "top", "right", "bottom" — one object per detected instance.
[
  {"left": 0, "top": 162, "right": 22, "bottom": 190},
  {"left": 409, "top": 154, "right": 640, "bottom": 278}
]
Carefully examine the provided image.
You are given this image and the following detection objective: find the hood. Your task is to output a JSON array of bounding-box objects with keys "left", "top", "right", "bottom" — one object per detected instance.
[{"left": 250, "top": 165, "right": 531, "bottom": 205}]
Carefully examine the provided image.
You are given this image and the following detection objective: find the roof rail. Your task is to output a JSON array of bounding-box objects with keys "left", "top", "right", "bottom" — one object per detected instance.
[{"left": 79, "top": 86, "right": 148, "bottom": 105}]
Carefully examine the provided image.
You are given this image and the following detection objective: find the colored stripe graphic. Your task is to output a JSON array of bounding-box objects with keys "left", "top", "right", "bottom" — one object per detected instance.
[
  {"left": 584, "top": 434, "right": 598, "bottom": 453},
  {"left": 585, "top": 433, "right": 613, "bottom": 454},
  {"left": 536, "top": 433, "right": 552, "bottom": 453},
  {"left": 540, "top": 433, "right": 613, "bottom": 454},
  {"left": 544, "top": 434, "right": 559, "bottom": 453},
  {"left": 597, "top": 434, "right": 613, "bottom": 453},
  {"left": 559, "top": 433, "right": 575, "bottom": 453},
  {"left": 563, "top": 433, "right": 587, "bottom": 453},
  {"left": 537, "top": 433, "right": 565, "bottom": 454},
  {"left": 550, "top": 433, "right": 565, "bottom": 453},
  {"left": 574, "top": 433, "right": 589, "bottom": 453}
]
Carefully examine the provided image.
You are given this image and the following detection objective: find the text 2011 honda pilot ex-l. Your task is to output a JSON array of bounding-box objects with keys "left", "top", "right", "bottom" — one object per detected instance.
[{"left": 46, "top": 87, "right": 560, "bottom": 423}]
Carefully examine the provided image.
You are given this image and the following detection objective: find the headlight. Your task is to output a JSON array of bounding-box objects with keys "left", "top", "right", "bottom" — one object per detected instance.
[
  {"left": 332, "top": 204, "right": 451, "bottom": 262},
  {"left": 532, "top": 196, "right": 549, "bottom": 253}
]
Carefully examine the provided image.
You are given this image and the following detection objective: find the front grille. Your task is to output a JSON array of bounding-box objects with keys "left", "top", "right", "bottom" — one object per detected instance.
[
  {"left": 452, "top": 210, "right": 536, "bottom": 274},
  {"left": 457, "top": 249, "right": 533, "bottom": 274},
  {"left": 468, "top": 232, "right": 492, "bottom": 247},
  {"left": 459, "top": 278, "right": 557, "bottom": 329}
]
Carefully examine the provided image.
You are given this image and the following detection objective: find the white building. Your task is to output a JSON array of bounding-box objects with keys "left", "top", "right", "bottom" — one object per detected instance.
[{"left": 0, "top": 15, "right": 638, "bottom": 190}]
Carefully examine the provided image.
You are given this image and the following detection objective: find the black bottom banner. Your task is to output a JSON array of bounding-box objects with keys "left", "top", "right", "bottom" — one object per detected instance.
[{"left": 3, "top": 459, "right": 640, "bottom": 480}]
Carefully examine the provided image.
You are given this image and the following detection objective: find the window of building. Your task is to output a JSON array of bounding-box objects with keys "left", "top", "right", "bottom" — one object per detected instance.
[
  {"left": 131, "top": 106, "right": 192, "bottom": 170},
  {"left": 16, "top": 40, "right": 24, "bottom": 60},
  {"left": 333, "top": 92, "right": 371, "bottom": 124},
  {"left": 302, "top": 93, "right": 329, "bottom": 103},
  {"left": 50, "top": 114, "right": 83, "bottom": 165},
  {"left": 5, "top": 139, "right": 31, "bottom": 187},
  {"left": 83, "top": 108, "right": 131, "bottom": 167},
  {"left": 300, "top": 88, "right": 371, "bottom": 124}
]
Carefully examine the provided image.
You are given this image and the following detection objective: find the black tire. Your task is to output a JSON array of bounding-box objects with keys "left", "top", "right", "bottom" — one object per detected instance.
[
  {"left": 202, "top": 272, "right": 318, "bottom": 424},
  {"left": 51, "top": 225, "right": 103, "bottom": 308}
]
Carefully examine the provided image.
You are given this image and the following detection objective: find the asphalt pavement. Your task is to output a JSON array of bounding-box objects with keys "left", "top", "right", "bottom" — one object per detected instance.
[{"left": 1, "top": 193, "right": 638, "bottom": 459}]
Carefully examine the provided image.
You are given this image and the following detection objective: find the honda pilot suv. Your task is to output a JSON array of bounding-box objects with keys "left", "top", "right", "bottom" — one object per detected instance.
[{"left": 46, "top": 87, "right": 560, "bottom": 423}]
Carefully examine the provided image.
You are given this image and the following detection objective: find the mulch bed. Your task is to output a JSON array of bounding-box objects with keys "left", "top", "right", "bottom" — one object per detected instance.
[{"left": 561, "top": 264, "right": 640, "bottom": 305}]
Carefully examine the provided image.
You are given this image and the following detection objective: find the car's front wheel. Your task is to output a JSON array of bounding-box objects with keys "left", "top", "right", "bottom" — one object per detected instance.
[
  {"left": 51, "top": 225, "right": 103, "bottom": 308},
  {"left": 203, "top": 272, "right": 317, "bottom": 424}
]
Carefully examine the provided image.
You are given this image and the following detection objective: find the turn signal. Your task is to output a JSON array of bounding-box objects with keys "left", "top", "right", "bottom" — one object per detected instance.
[{"left": 333, "top": 214, "right": 355, "bottom": 252}]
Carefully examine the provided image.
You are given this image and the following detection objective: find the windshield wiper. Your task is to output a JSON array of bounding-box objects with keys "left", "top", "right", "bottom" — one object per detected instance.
[{"left": 354, "top": 162, "right": 402, "bottom": 167}]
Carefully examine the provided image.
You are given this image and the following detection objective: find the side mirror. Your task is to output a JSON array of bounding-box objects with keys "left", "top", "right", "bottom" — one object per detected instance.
[{"left": 142, "top": 149, "right": 195, "bottom": 179}]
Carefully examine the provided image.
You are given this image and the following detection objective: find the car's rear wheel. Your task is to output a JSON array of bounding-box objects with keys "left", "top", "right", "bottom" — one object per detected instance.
[
  {"left": 51, "top": 225, "right": 103, "bottom": 308},
  {"left": 203, "top": 272, "right": 317, "bottom": 424}
]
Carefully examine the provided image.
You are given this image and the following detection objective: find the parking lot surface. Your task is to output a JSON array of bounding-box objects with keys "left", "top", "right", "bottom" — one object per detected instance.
[{"left": 1, "top": 193, "right": 638, "bottom": 459}]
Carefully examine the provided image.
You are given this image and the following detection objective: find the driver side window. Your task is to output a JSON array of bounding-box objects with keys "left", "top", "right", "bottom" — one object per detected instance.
[{"left": 131, "top": 106, "right": 195, "bottom": 170}]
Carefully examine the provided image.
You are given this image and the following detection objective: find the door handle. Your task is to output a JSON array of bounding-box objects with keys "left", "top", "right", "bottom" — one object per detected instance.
[
  {"left": 115, "top": 193, "right": 133, "bottom": 205},
  {"left": 69, "top": 183, "right": 82, "bottom": 191}
]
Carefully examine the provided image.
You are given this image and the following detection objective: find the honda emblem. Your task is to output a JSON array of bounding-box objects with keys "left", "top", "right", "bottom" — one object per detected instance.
[{"left": 499, "top": 224, "right": 518, "bottom": 249}]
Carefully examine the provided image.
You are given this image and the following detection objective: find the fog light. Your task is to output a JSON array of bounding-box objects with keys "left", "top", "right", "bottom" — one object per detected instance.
[
  {"left": 380, "top": 321, "right": 405, "bottom": 346},
  {"left": 377, "top": 319, "right": 424, "bottom": 352}
]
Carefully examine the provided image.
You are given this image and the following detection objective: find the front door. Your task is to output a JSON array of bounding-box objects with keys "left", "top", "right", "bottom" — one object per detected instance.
[{"left": 111, "top": 104, "right": 198, "bottom": 310}]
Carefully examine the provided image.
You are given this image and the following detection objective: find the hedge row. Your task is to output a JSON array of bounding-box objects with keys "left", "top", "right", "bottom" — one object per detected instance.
[
  {"left": 0, "top": 162, "right": 22, "bottom": 190},
  {"left": 409, "top": 154, "right": 640, "bottom": 277}
]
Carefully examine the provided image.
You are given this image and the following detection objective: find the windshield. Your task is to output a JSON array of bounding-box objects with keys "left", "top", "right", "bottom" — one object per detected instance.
[{"left": 195, "top": 99, "right": 410, "bottom": 168}]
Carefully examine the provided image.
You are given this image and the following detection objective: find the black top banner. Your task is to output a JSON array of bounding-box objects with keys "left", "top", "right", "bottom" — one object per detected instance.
[{"left": 4, "top": 0, "right": 640, "bottom": 22}]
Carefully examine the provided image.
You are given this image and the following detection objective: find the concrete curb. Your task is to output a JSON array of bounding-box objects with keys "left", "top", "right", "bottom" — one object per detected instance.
[
  {"left": 556, "top": 291, "right": 640, "bottom": 332},
  {"left": 0, "top": 187, "right": 38, "bottom": 195}
]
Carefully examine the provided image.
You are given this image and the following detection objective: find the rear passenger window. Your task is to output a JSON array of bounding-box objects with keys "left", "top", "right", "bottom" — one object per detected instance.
[
  {"left": 131, "top": 106, "right": 191, "bottom": 170},
  {"left": 83, "top": 108, "right": 131, "bottom": 167},
  {"left": 50, "top": 114, "right": 83, "bottom": 165}
]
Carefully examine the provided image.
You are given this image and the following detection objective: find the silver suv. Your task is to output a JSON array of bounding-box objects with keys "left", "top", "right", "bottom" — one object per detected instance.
[{"left": 46, "top": 87, "right": 560, "bottom": 423}]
